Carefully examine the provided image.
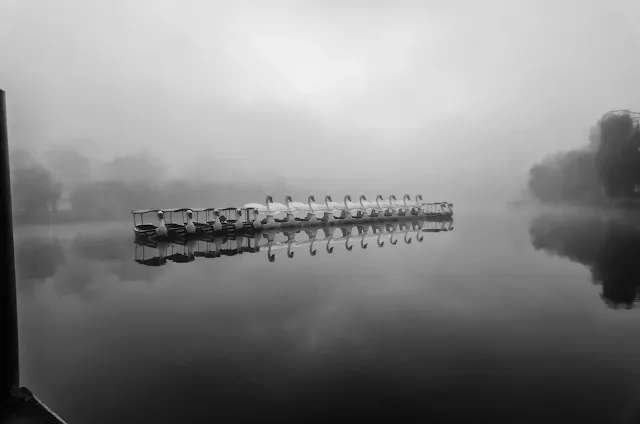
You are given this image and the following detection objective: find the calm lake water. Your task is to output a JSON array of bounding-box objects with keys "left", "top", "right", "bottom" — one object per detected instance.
[{"left": 14, "top": 210, "right": 640, "bottom": 423}]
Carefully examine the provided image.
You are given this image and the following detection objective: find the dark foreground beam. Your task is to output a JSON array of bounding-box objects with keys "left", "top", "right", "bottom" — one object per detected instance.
[
  {"left": 0, "top": 88, "right": 18, "bottom": 408},
  {"left": 0, "top": 90, "right": 66, "bottom": 423}
]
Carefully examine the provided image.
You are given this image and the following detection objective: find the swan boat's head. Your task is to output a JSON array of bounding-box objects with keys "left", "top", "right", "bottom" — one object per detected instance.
[
  {"left": 309, "top": 195, "right": 316, "bottom": 202},
  {"left": 285, "top": 195, "right": 295, "bottom": 212},
  {"left": 345, "top": 194, "right": 352, "bottom": 202},
  {"left": 235, "top": 208, "right": 243, "bottom": 217},
  {"left": 325, "top": 195, "right": 333, "bottom": 203},
  {"left": 157, "top": 210, "right": 164, "bottom": 220},
  {"left": 213, "top": 208, "right": 221, "bottom": 217},
  {"left": 186, "top": 209, "right": 193, "bottom": 219},
  {"left": 266, "top": 195, "right": 274, "bottom": 203},
  {"left": 359, "top": 195, "right": 368, "bottom": 210},
  {"left": 375, "top": 195, "right": 384, "bottom": 209},
  {"left": 415, "top": 194, "right": 423, "bottom": 203}
]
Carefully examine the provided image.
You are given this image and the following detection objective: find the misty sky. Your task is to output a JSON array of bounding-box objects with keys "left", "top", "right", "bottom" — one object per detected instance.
[{"left": 2, "top": 0, "right": 640, "bottom": 204}]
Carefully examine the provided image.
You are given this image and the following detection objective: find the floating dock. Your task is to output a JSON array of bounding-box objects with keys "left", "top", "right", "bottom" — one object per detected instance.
[{"left": 132, "top": 194, "right": 454, "bottom": 239}]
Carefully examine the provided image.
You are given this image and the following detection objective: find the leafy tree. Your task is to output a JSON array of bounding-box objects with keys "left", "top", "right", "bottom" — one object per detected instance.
[
  {"left": 44, "top": 145, "right": 92, "bottom": 190},
  {"left": 528, "top": 149, "right": 604, "bottom": 204},
  {"left": 69, "top": 180, "right": 162, "bottom": 220},
  {"left": 593, "top": 112, "right": 640, "bottom": 198},
  {"left": 11, "top": 165, "right": 62, "bottom": 219},
  {"left": 10, "top": 149, "right": 40, "bottom": 169},
  {"left": 528, "top": 110, "right": 640, "bottom": 204}
]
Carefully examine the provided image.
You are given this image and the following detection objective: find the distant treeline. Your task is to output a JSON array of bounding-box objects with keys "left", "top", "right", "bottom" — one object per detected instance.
[
  {"left": 9, "top": 147, "right": 276, "bottom": 224},
  {"left": 528, "top": 111, "right": 640, "bottom": 205}
]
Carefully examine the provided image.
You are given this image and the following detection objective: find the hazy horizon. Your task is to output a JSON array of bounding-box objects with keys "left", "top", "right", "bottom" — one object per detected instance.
[{"left": 3, "top": 0, "right": 640, "bottom": 207}]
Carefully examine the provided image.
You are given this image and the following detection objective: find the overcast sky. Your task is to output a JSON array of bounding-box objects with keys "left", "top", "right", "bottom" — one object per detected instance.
[{"left": 2, "top": 0, "right": 640, "bottom": 204}]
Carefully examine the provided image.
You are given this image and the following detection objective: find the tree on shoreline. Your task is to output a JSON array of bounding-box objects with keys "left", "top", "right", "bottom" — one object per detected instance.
[
  {"left": 528, "top": 110, "right": 640, "bottom": 205},
  {"left": 11, "top": 150, "right": 62, "bottom": 220},
  {"left": 593, "top": 111, "right": 640, "bottom": 199}
]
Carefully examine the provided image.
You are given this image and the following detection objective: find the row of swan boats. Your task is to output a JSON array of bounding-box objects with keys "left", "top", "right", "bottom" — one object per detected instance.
[
  {"left": 134, "top": 218, "right": 454, "bottom": 266},
  {"left": 132, "top": 194, "right": 454, "bottom": 238}
]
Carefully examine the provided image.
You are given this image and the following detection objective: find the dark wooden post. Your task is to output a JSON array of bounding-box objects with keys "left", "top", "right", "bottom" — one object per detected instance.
[
  {"left": 0, "top": 89, "right": 19, "bottom": 407},
  {"left": 0, "top": 90, "right": 67, "bottom": 423}
]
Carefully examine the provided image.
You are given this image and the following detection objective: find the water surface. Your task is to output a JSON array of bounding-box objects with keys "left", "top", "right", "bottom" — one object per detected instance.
[{"left": 15, "top": 211, "right": 640, "bottom": 423}]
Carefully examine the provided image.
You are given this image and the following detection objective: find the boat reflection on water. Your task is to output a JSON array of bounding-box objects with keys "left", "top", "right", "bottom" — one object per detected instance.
[
  {"left": 134, "top": 218, "right": 454, "bottom": 265},
  {"left": 529, "top": 213, "right": 640, "bottom": 309},
  {"left": 134, "top": 238, "right": 170, "bottom": 266}
]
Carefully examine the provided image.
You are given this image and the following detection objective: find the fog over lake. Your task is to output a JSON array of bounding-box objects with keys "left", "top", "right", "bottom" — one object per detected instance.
[{"left": 4, "top": 0, "right": 640, "bottom": 422}]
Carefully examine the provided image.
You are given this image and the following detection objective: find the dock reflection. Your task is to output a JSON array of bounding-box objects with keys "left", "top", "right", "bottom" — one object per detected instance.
[{"left": 134, "top": 218, "right": 454, "bottom": 265}]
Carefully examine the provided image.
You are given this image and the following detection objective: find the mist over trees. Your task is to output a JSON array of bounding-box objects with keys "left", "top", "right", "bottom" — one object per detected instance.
[
  {"left": 528, "top": 111, "right": 640, "bottom": 205},
  {"left": 44, "top": 146, "right": 92, "bottom": 190},
  {"left": 10, "top": 150, "right": 62, "bottom": 220},
  {"left": 528, "top": 148, "right": 604, "bottom": 204},
  {"left": 101, "top": 153, "right": 165, "bottom": 183},
  {"left": 10, "top": 145, "right": 284, "bottom": 224}
]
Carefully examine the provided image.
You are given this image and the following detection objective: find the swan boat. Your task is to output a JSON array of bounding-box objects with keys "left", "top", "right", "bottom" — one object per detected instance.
[
  {"left": 162, "top": 208, "right": 190, "bottom": 238},
  {"left": 190, "top": 208, "right": 214, "bottom": 234},
  {"left": 132, "top": 194, "right": 453, "bottom": 236},
  {"left": 132, "top": 209, "right": 169, "bottom": 238}
]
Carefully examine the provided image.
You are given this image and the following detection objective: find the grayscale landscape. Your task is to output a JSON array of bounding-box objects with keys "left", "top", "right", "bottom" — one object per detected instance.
[{"left": 2, "top": 1, "right": 640, "bottom": 423}]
